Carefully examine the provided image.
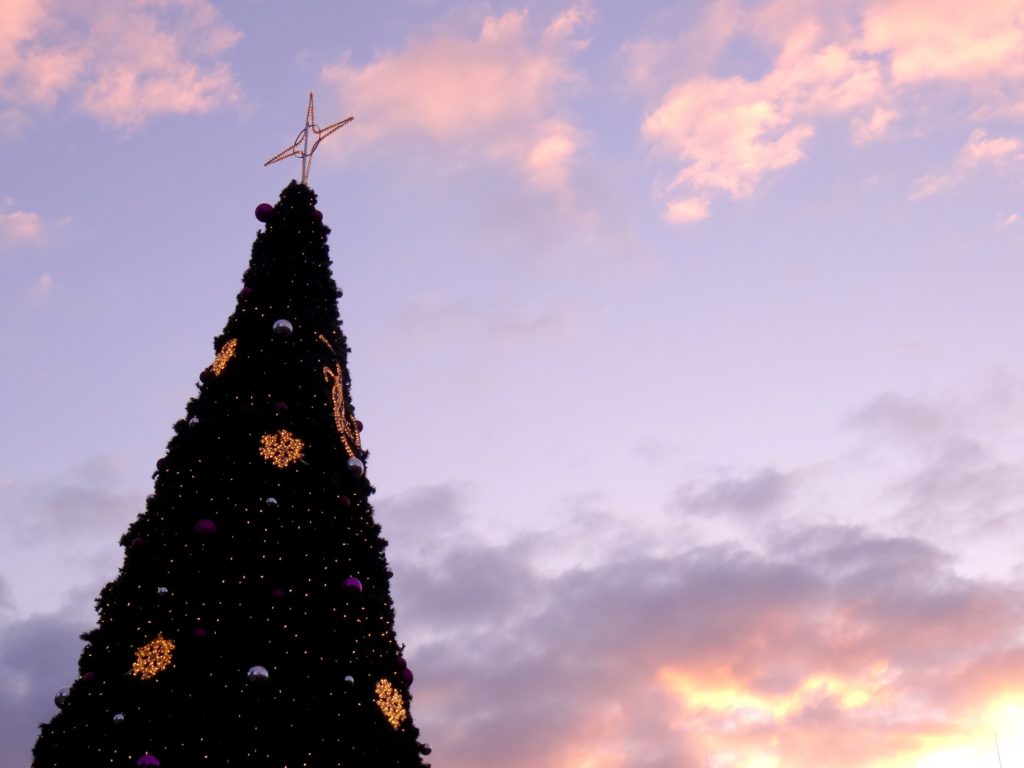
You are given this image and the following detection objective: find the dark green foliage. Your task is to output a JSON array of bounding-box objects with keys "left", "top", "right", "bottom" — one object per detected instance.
[{"left": 33, "top": 182, "right": 429, "bottom": 767}]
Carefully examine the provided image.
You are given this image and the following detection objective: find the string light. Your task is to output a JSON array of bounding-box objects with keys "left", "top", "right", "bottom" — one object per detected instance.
[
  {"left": 131, "top": 634, "right": 175, "bottom": 680},
  {"left": 374, "top": 679, "right": 407, "bottom": 729},
  {"left": 260, "top": 430, "right": 305, "bottom": 468},
  {"left": 318, "top": 334, "right": 361, "bottom": 458},
  {"left": 211, "top": 338, "right": 238, "bottom": 376}
]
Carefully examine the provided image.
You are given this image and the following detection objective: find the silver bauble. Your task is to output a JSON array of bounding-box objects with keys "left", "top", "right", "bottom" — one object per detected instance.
[
  {"left": 265, "top": 497, "right": 279, "bottom": 508},
  {"left": 347, "top": 457, "right": 365, "bottom": 477},
  {"left": 113, "top": 712, "right": 126, "bottom": 723},
  {"left": 343, "top": 674, "right": 355, "bottom": 685},
  {"left": 54, "top": 687, "right": 71, "bottom": 708},
  {"left": 272, "top": 319, "right": 293, "bottom": 336},
  {"left": 188, "top": 417, "right": 199, "bottom": 428},
  {"left": 157, "top": 586, "right": 168, "bottom": 596},
  {"left": 247, "top": 665, "right": 270, "bottom": 683}
]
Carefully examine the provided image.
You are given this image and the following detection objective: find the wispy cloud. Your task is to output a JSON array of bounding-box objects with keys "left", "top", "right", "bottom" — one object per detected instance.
[
  {"left": 0, "top": 208, "right": 43, "bottom": 246},
  {"left": 0, "top": 0, "right": 241, "bottom": 128},
  {"left": 322, "top": 4, "right": 592, "bottom": 199},
  {"left": 911, "top": 128, "right": 1024, "bottom": 199}
]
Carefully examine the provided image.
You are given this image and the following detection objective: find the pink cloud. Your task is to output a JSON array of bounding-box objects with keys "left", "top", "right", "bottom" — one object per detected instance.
[
  {"left": 911, "top": 128, "right": 1023, "bottom": 199},
  {"left": 664, "top": 196, "right": 711, "bottom": 223},
  {"left": 0, "top": 0, "right": 241, "bottom": 128},
  {"left": 322, "top": 5, "right": 590, "bottom": 197},
  {"left": 861, "top": 0, "right": 1024, "bottom": 83},
  {"left": 643, "top": 22, "right": 883, "bottom": 221},
  {"left": 0, "top": 209, "right": 43, "bottom": 246}
]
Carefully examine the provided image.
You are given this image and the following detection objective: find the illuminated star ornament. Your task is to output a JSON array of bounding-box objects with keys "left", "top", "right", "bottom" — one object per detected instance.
[{"left": 264, "top": 92, "right": 353, "bottom": 185}]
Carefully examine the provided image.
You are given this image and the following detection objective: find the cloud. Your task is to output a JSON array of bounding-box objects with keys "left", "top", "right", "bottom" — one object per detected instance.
[
  {"left": 676, "top": 468, "right": 796, "bottom": 518},
  {"left": 664, "top": 195, "right": 710, "bottom": 223},
  {"left": 382, "top": 491, "right": 1024, "bottom": 768},
  {"left": 638, "top": 0, "right": 1024, "bottom": 220},
  {"left": 322, "top": 4, "right": 591, "bottom": 198},
  {"left": 860, "top": 0, "right": 1024, "bottom": 84},
  {"left": 0, "top": 0, "right": 241, "bottom": 128},
  {"left": 0, "top": 208, "right": 43, "bottom": 246},
  {"left": 28, "top": 273, "right": 52, "bottom": 301},
  {"left": 643, "top": 20, "right": 885, "bottom": 221},
  {"left": 911, "top": 128, "right": 1024, "bottom": 199}
]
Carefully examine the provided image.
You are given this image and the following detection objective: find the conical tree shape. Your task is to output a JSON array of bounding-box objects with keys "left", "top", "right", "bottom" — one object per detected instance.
[{"left": 32, "top": 182, "right": 430, "bottom": 767}]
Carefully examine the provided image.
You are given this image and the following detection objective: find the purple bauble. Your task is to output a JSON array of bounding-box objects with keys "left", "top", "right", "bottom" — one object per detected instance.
[
  {"left": 270, "top": 588, "right": 285, "bottom": 599},
  {"left": 193, "top": 519, "right": 217, "bottom": 536},
  {"left": 80, "top": 671, "right": 96, "bottom": 682},
  {"left": 355, "top": 419, "right": 364, "bottom": 432},
  {"left": 338, "top": 495, "right": 351, "bottom": 508},
  {"left": 155, "top": 458, "right": 167, "bottom": 471},
  {"left": 395, "top": 656, "right": 407, "bottom": 670},
  {"left": 400, "top": 667, "right": 414, "bottom": 684},
  {"left": 130, "top": 537, "right": 145, "bottom": 549},
  {"left": 192, "top": 627, "right": 207, "bottom": 639},
  {"left": 199, "top": 369, "right": 213, "bottom": 383},
  {"left": 255, "top": 203, "right": 274, "bottom": 222},
  {"left": 136, "top": 755, "right": 161, "bottom": 767},
  {"left": 313, "top": 209, "right": 323, "bottom": 222},
  {"left": 274, "top": 401, "right": 289, "bottom": 414},
  {"left": 240, "top": 286, "right": 252, "bottom": 297},
  {"left": 342, "top": 577, "right": 363, "bottom": 592}
]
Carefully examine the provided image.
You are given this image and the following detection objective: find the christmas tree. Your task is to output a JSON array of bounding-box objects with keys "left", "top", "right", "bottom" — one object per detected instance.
[{"left": 31, "top": 170, "right": 430, "bottom": 766}]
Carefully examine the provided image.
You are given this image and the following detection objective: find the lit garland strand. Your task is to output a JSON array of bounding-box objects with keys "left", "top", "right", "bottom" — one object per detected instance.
[
  {"left": 374, "top": 679, "right": 407, "bottom": 729},
  {"left": 131, "top": 634, "right": 175, "bottom": 680},
  {"left": 318, "top": 334, "right": 362, "bottom": 458},
  {"left": 260, "top": 429, "right": 305, "bottom": 468},
  {"left": 210, "top": 338, "right": 238, "bottom": 376}
]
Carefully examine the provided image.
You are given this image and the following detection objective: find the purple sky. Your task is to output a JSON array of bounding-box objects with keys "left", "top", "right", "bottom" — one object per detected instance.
[{"left": 3, "top": 1, "right": 1024, "bottom": 766}]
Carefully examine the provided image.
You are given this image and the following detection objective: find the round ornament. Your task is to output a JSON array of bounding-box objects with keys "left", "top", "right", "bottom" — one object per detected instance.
[
  {"left": 274, "top": 401, "right": 289, "bottom": 414},
  {"left": 193, "top": 519, "right": 217, "bottom": 536},
  {"left": 199, "top": 369, "right": 213, "bottom": 383},
  {"left": 80, "top": 671, "right": 96, "bottom": 682},
  {"left": 420, "top": 744, "right": 432, "bottom": 756},
  {"left": 342, "top": 577, "right": 363, "bottom": 592},
  {"left": 54, "top": 687, "right": 71, "bottom": 708},
  {"left": 400, "top": 667, "right": 414, "bottom": 684},
  {"left": 156, "top": 587, "right": 168, "bottom": 596},
  {"left": 272, "top": 319, "right": 293, "bottom": 337},
  {"left": 347, "top": 457, "right": 365, "bottom": 477},
  {"left": 265, "top": 496, "right": 279, "bottom": 508},
  {"left": 113, "top": 712, "right": 125, "bottom": 723},
  {"left": 191, "top": 627, "right": 207, "bottom": 639},
  {"left": 355, "top": 419, "right": 364, "bottom": 432},
  {"left": 313, "top": 209, "right": 323, "bottom": 222},
  {"left": 155, "top": 458, "right": 167, "bottom": 471},
  {"left": 255, "top": 203, "right": 274, "bottom": 222},
  {"left": 130, "top": 537, "right": 145, "bottom": 549},
  {"left": 338, "top": 495, "right": 351, "bottom": 508},
  {"left": 240, "top": 286, "right": 253, "bottom": 297},
  {"left": 188, "top": 416, "right": 199, "bottom": 428},
  {"left": 395, "top": 656, "right": 407, "bottom": 670},
  {"left": 343, "top": 674, "right": 355, "bottom": 685},
  {"left": 136, "top": 755, "right": 161, "bottom": 767},
  {"left": 247, "top": 665, "right": 270, "bottom": 683}
]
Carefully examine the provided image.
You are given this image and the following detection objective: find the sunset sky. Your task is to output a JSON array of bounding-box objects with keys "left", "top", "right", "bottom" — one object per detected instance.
[{"left": 2, "top": 1, "right": 1024, "bottom": 766}]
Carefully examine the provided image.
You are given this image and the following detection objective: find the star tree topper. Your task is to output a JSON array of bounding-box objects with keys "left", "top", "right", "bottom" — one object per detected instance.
[{"left": 265, "top": 92, "right": 353, "bottom": 185}]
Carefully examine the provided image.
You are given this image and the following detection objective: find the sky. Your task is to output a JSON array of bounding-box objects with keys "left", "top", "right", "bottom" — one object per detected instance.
[{"left": 2, "top": 0, "right": 1024, "bottom": 766}]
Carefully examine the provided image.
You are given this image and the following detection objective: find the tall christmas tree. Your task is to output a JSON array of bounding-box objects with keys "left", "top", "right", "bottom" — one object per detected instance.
[{"left": 32, "top": 97, "right": 430, "bottom": 767}]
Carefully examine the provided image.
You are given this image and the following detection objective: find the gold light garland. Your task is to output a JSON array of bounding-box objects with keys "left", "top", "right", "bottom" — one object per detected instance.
[
  {"left": 131, "top": 634, "right": 175, "bottom": 680},
  {"left": 211, "top": 338, "right": 238, "bottom": 376},
  {"left": 318, "top": 334, "right": 362, "bottom": 458},
  {"left": 375, "top": 678, "right": 407, "bottom": 729},
  {"left": 260, "top": 430, "right": 304, "bottom": 468}
]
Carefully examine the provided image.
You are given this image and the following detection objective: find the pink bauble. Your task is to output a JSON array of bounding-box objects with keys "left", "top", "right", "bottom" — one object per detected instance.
[
  {"left": 274, "top": 401, "right": 289, "bottom": 414},
  {"left": 400, "top": 667, "right": 414, "bottom": 684},
  {"left": 255, "top": 203, "right": 274, "bottom": 222},
  {"left": 395, "top": 656, "right": 407, "bottom": 670},
  {"left": 355, "top": 420, "right": 364, "bottom": 432},
  {"left": 193, "top": 519, "right": 217, "bottom": 535},
  {"left": 313, "top": 209, "right": 323, "bottom": 221},
  {"left": 137, "top": 756, "right": 161, "bottom": 767},
  {"left": 342, "top": 577, "right": 362, "bottom": 592},
  {"left": 240, "top": 286, "right": 252, "bottom": 297}
]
